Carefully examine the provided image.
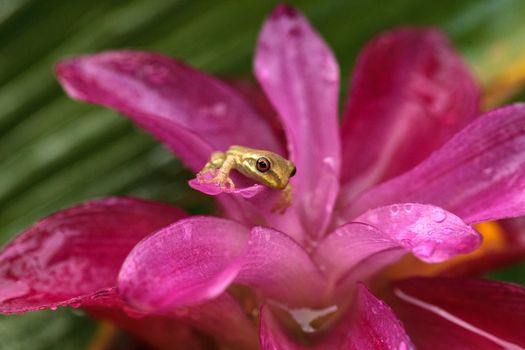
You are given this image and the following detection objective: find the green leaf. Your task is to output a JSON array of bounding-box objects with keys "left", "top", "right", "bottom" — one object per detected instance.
[{"left": 0, "top": 309, "right": 96, "bottom": 350}]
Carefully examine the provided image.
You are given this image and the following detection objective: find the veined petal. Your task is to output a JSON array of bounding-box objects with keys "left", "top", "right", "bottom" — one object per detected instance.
[
  {"left": 258, "top": 284, "right": 414, "bottom": 350},
  {"left": 89, "top": 293, "right": 259, "bottom": 350},
  {"left": 56, "top": 51, "right": 283, "bottom": 172},
  {"left": 118, "top": 218, "right": 326, "bottom": 311},
  {"left": 324, "top": 284, "right": 414, "bottom": 350},
  {"left": 391, "top": 277, "right": 525, "bottom": 349},
  {"left": 118, "top": 217, "right": 249, "bottom": 310},
  {"left": 316, "top": 204, "right": 480, "bottom": 299},
  {"left": 342, "top": 104, "right": 525, "bottom": 224},
  {"left": 0, "top": 197, "right": 186, "bottom": 314},
  {"left": 255, "top": 5, "right": 340, "bottom": 237},
  {"left": 340, "top": 28, "right": 479, "bottom": 198},
  {"left": 236, "top": 226, "right": 326, "bottom": 307}
]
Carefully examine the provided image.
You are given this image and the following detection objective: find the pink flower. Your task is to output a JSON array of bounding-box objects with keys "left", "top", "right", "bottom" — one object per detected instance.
[{"left": 2, "top": 4, "right": 525, "bottom": 349}]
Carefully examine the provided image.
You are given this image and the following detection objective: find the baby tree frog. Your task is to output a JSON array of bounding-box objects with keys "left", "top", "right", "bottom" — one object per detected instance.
[{"left": 197, "top": 145, "right": 296, "bottom": 212}]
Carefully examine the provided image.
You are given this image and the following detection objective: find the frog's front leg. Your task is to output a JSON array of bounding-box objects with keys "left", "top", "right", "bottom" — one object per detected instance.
[
  {"left": 271, "top": 183, "right": 293, "bottom": 213},
  {"left": 197, "top": 151, "right": 225, "bottom": 177},
  {"left": 212, "top": 155, "right": 236, "bottom": 189}
]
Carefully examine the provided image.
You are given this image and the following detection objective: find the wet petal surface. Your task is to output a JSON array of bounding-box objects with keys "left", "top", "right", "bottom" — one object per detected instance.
[
  {"left": 57, "top": 51, "right": 283, "bottom": 172},
  {"left": 340, "top": 28, "right": 479, "bottom": 198},
  {"left": 0, "top": 197, "right": 185, "bottom": 313},
  {"left": 390, "top": 277, "right": 525, "bottom": 350},
  {"left": 119, "top": 218, "right": 326, "bottom": 311},
  {"left": 317, "top": 204, "right": 480, "bottom": 299},
  {"left": 343, "top": 104, "right": 525, "bottom": 224},
  {"left": 255, "top": 5, "right": 340, "bottom": 237}
]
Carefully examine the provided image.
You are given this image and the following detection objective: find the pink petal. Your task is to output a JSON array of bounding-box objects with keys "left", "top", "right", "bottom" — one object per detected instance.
[
  {"left": 56, "top": 51, "right": 283, "bottom": 172},
  {"left": 118, "top": 217, "right": 249, "bottom": 310},
  {"left": 188, "top": 170, "right": 266, "bottom": 198},
  {"left": 118, "top": 218, "right": 326, "bottom": 310},
  {"left": 316, "top": 204, "right": 480, "bottom": 299},
  {"left": 259, "top": 305, "right": 304, "bottom": 350},
  {"left": 255, "top": 5, "right": 341, "bottom": 237},
  {"left": 0, "top": 197, "right": 186, "bottom": 314},
  {"left": 236, "top": 226, "right": 326, "bottom": 307},
  {"left": 391, "top": 277, "right": 525, "bottom": 349},
  {"left": 340, "top": 28, "right": 479, "bottom": 198},
  {"left": 259, "top": 284, "right": 414, "bottom": 350},
  {"left": 325, "top": 284, "right": 414, "bottom": 350},
  {"left": 90, "top": 293, "right": 259, "bottom": 350},
  {"left": 342, "top": 104, "right": 525, "bottom": 224}
]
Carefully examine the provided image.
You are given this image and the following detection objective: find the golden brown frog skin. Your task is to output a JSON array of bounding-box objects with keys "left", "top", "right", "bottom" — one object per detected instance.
[{"left": 197, "top": 145, "right": 296, "bottom": 212}]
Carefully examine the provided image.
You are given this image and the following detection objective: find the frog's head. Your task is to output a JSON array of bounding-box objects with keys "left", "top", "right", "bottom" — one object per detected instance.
[{"left": 238, "top": 147, "right": 296, "bottom": 189}]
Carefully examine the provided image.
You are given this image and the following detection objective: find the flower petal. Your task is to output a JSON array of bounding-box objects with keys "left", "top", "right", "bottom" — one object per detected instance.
[
  {"left": 316, "top": 204, "right": 480, "bottom": 299},
  {"left": 56, "top": 51, "right": 283, "bottom": 172},
  {"left": 340, "top": 28, "right": 479, "bottom": 197},
  {"left": 342, "top": 104, "right": 525, "bottom": 224},
  {"left": 89, "top": 293, "right": 259, "bottom": 350},
  {"left": 259, "top": 284, "right": 414, "bottom": 350},
  {"left": 390, "top": 277, "right": 525, "bottom": 349},
  {"left": 324, "top": 284, "right": 414, "bottom": 350},
  {"left": 118, "top": 217, "right": 249, "bottom": 310},
  {"left": 255, "top": 5, "right": 341, "bottom": 237},
  {"left": 236, "top": 226, "right": 326, "bottom": 307},
  {"left": 259, "top": 305, "right": 305, "bottom": 350},
  {"left": 119, "top": 218, "right": 326, "bottom": 311},
  {"left": 0, "top": 197, "right": 186, "bottom": 314}
]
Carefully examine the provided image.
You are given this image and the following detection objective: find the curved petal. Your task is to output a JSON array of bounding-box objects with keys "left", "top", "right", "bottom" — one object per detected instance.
[
  {"left": 342, "top": 104, "right": 525, "bottom": 224},
  {"left": 56, "top": 51, "right": 283, "bottom": 172},
  {"left": 340, "top": 28, "right": 479, "bottom": 198},
  {"left": 316, "top": 204, "right": 480, "bottom": 299},
  {"left": 236, "top": 226, "right": 326, "bottom": 307},
  {"left": 259, "top": 305, "right": 305, "bottom": 350},
  {"left": 390, "top": 277, "right": 525, "bottom": 349},
  {"left": 118, "top": 218, "right": 326, "bottom": 311},
  {"left": 323, "top": 284, "right": 414, "bottom": 350},
  {"left": 118, "top": 217, "right": 249, "bottom": 310},
  {"left": 89, "top": 292, "right": 259, "bottom": 350},
  {"left": 0, "top": 197, "right": 186, "bottom": 314},
  {"left": 255, "top": 5, "right": 340, "bottom": 237},
  {"left": 259, "top": 284, "right": 414, "bottom": 350}
]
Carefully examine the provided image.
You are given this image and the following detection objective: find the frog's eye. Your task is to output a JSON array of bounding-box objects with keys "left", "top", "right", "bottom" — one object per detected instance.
[
  {"left": 256, "top": 157, "right": 271, "bottom": 173},
  {"left": 290, "top": 166, "right": 296, "bottom": 177}
]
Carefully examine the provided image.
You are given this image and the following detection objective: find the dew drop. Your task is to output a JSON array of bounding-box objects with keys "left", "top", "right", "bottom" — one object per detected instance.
[
  {"left": 183, "top": 227, "right": 192, "bottom": 241},
  {"left": 403, "top": 203, "right": 413, "bottom": 213},
  {"left": 50, "top": 306, "right": 58, "bottom": 311},
  {"left": 412, "top": 244, "right": 435, "bottom": 259},
  {"left": 430, "top": 208, "right": 447, "bottom": 223},
  {"left": 390, "top": 204, "right": 400, "bottom": 215},
  {"left": 482, "top": 167, "right": 493, "bottom": 176}
]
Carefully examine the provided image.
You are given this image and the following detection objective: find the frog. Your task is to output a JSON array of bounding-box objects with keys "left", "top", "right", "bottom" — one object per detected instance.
[{"left": 197, "top": 145, "right": 296, "bottom": 212}]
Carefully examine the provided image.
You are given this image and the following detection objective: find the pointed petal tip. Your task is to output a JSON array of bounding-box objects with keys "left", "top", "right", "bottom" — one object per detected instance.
[{"left": 270, "top": 4, "right": 300, "bottom": 19}]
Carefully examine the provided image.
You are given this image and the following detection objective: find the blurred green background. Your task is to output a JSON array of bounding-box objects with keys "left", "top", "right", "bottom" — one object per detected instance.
[{"left": 1, "top": 0, "right": 525, "bottom": 348}]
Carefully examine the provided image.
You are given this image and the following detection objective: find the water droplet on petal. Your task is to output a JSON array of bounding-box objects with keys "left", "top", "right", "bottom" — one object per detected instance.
[
  {"left": 183, "top": 227, "right": 192, "bottom": 241},
  {"left": 390, "top": 204, "right": 400, "bottom": 215},
  {"left": 482, "top": 167, "right": 493, "bottom": 176},
  {"left": 50, "top": 306, "right": 58, "bottom": 311},
  {"left": 403, "top": 203, "right": 413, "bottom": 213},
  {"left": 412, "top": 244, "right": 436, "bottom": 259},
  {"left": 431, "top": 208, "right": 447, "bottom": 223}
]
